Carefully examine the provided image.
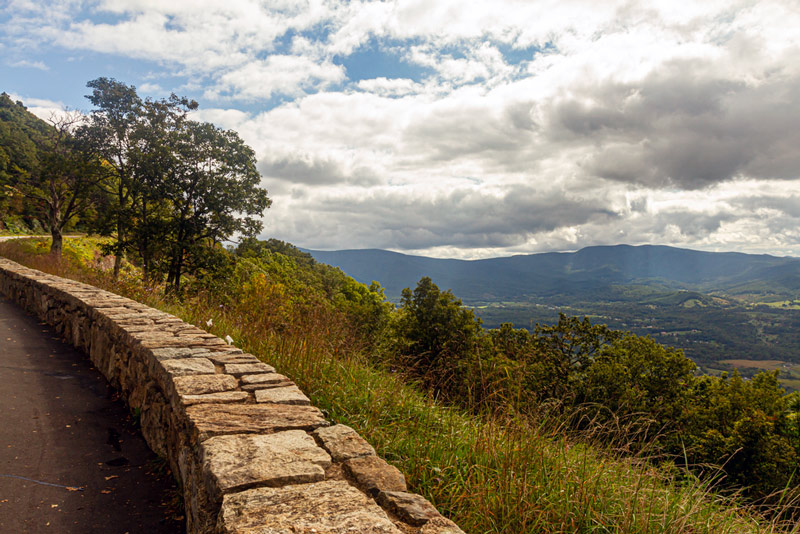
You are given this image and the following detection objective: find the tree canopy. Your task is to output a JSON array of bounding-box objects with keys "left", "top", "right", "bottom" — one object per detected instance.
[{"left": 78, "top": 78, "right": 271, "bottom": 290}]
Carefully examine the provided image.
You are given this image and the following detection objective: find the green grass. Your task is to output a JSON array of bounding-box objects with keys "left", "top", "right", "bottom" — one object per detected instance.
[{"left": 2, "top": 236, "right": 798, "bottom": 534}]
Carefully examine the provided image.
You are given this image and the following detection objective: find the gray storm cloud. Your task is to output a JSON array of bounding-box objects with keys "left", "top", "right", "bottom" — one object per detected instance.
[
  {"left": 291, "top": 186, "right": 618, "bottom": 250},
  {"left": 549, "top": 63, "right": 800, "bottom": 189}
]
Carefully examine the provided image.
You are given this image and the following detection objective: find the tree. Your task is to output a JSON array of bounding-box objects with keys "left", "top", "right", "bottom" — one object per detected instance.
[
  {"left": 394, "top": 277, "right": 483, "bottom": 389},
  {"left": 582, "top": 334, "right": 695, "bottom": 428},
  {"left": 532, "top": 313, "right": 621, "bottom": 401},
  {"left": 154, "top": 119, "right": 271, "bottom": 292},
  {"left": 681, "top": 371, "right": 799, "bottom": 498},
  {"left": 36, "top": 113, "right": 107, "bottom": 255},
  {"left": 126, "top": 92, "right": 198, "bottom": 280},
  {"left": 78, "top": 77, "right": 271, "bottom": 291},
  {"left": 0, "top": 93, "right": 52, "bottom": 231},
  {"left": 79, "top": 78, "right": 143, "bottom": 275},
  {"left": 4, "top": 109, "right": 107, "bottom": 255},
  {"left": 79, "top": 78, "right": 198, "bottom": 277}
]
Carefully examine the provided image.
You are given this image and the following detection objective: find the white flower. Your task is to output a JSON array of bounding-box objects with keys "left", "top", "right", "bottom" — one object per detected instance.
[
  {"left": 225, "top": 335, "right": 234, "bottom": 345},
  {"left": 206, "top": 318, "right": 213, "bottom": 327}
]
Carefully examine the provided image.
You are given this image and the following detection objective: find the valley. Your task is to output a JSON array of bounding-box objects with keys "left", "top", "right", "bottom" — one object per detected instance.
[{"left": 307, "top": 245, "right": 800, "bottom": 391}]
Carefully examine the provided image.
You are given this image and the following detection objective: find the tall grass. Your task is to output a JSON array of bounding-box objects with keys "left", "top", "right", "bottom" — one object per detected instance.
[{"left": 2, "top": 237, "right": 798, "bottom": 534}]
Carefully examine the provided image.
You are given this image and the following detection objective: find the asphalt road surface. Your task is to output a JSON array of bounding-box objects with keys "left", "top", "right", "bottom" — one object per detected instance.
[{"left": 0, "top": 295, "right": 184, "bottom": 533}]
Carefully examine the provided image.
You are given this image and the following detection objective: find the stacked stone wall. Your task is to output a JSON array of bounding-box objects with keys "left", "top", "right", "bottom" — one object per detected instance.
[{"left": 0, "top": 258, "right": 464, "bottom": 534}]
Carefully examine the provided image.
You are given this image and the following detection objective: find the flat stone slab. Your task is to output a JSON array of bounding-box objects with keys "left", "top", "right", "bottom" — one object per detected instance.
[
  {"left": 182, "top": 391, "right": 250, "bottom": 405},
  {"left": 313, "top": 424, "right": 375, "bottom": 462},
  {"left": 377, "top": 491, "right": 440, "bottom": 527},
  {"left": 254, "top": 385, "right": 310, "bottom": 405},
  {"left": 240, "top": 373, "right": 290, "bottom": 385},
  {"left": 151, "top": 347, "right": 210, "bottom": 360},
  {"left": 239, "top": 374, "right": 293, "bottom": 392},
  {"left": 138, "top": 336, "right": 227, "bottom": 349},
  {"left": 161, "top": 357, "right": 216, "bottom": 377},
  {"left": 224, "top": 362, "right": 276, "bottom": 376},
  {"left": 217, "top": 480, "right": 401, "bottom": 534},
  {"left": 174, "top": 374, "right": 239, "bottom": 396},
  {"left": 202, "top": 431, "right": 330, "bottom": 498},
  {"left": 186, "top": 403, "right": 328, "bottom": 441},
  {"left": 345, "top": 455, "right": 406, "bottom": 497}
]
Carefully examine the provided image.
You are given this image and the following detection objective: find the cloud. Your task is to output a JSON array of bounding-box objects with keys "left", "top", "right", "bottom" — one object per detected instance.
[
  {"left": 266, "top": 184, "right": 618, "bottom": 251},
  {"left": 7, "top": 59, "right": 49, "bottom": 70},
  {"left": 258, "top": 152, "right": 380, "bottom": 187},
  {"left": 211, "top": 56, "right": 345, "bottom": 100},
  {"left": 551, "top": 60, "right": 800, "bottom": 188},
  {"left": 356, "top": 77, "right": 422, "bottom": 97}
]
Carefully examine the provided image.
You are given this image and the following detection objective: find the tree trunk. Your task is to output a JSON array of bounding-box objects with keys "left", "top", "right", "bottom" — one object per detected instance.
[
  {"left": 49, "top": 201, "right": 63, "bottom": 257},
  {"left": 50, "top": 227, "right": 63, "bottom": 257},
  {"left": 113, "top": 208, "right": 124, "bottom": 279}
]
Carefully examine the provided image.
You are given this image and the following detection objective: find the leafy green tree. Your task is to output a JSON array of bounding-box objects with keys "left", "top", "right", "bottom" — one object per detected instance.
[
  {"left": 394, "top": 277, "right": 483, "bottom": 390},
  {"left": 80, "top": 78, "right": 269, "bottom": 291},
  {"left": 126, "top": 92, "right": 200, "bottom": 280},
  {"left": 156, "top": 119, "right": 271, "bottom": 292},
  {"left": 1, "top": 103, "right": 107, "bottom": 254},
  {"left": 79, "top": 78, "right": 145, "bottom": 276},
  {"left": 681, "top": 371, "right": 798, "bottom": 498},
  {"left": 582, "top": 334, "right": 695, "bottom": 429},
  {"left": 532, "top": 313, "right": 621, "bottom": 401},
  {"left": 27, "top": 112, "right": 107, "bottom": 255}
]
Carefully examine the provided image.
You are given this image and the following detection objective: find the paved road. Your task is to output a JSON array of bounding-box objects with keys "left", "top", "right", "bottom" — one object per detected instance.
[{"left": 0, "top": 295, "right": 184, "bottom": 533}]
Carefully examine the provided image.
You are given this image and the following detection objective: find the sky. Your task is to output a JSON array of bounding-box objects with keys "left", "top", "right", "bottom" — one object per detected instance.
[{"left": 2, "top": 0, "right": 800, "bottom": 259}]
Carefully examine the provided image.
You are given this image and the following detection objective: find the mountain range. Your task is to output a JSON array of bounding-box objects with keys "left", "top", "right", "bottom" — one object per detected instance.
[{"left": 305, "top": 244, "right": 800, "bottom": 302}]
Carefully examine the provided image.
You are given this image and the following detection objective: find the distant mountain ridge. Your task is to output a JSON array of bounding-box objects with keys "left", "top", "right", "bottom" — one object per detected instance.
[{"left": 304, "top": 245, "right": 800, "bottom": 302}]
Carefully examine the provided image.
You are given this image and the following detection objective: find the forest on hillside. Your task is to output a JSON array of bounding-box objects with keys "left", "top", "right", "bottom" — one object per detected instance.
[{"left": 2, "top": 79, "right": 800, "bottom": 530}]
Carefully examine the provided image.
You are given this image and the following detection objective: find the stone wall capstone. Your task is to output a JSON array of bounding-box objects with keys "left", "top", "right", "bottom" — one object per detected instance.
[{"left": 0, "top": 257, "right": 465, "bottom": 534}]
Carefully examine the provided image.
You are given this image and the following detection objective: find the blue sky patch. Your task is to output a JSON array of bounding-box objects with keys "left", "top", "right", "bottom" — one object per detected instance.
[{"left": 335, "top": 37, "right": 434, "bottom": 83}]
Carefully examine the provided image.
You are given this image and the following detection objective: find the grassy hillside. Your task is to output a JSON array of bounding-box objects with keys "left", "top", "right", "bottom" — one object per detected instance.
[{"left": 2, "top": 236, "right": 798, "bottom": 534}]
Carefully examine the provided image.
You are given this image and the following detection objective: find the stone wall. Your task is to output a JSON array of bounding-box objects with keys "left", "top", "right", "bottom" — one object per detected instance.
[{"left": 0, "top": 257, "right": 464, "bottom": 534}]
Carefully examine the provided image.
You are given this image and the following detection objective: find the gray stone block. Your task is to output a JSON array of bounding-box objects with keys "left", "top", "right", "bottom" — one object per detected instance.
[
  {"left": 181, "top": 391, "right": 249, "bottom": 406},
  {"left": 344, "top": 455, "right": 406, "bottom": 497},
  {"left": 224, "top": 362, "right": 276, "bottom": 376},
  {"left": 254, "top": 385, "right": 310, "bottom": 405},
  {"left": 202, "top": 431, "right": 330, "bottom": 498},
  {"left": 186, "top": 403, "right": 328, "bottom": 442},
  {"left": 174, "top": 374, "right": 239, "bottom": 396},
  {"left": 217, "top": 480, "right": 401, "bottom": 534},
  {"left": 162, "top": 357, "right": 216, "bottom": 377}
]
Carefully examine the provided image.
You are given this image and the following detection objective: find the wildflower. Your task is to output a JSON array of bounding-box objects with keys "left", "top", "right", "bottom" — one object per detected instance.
[
  {"left": 225, "top": 334, "right": 234, "bottom": 345},
  {"left": 206, "top": 318, "right": 213, "bottom": 327}
]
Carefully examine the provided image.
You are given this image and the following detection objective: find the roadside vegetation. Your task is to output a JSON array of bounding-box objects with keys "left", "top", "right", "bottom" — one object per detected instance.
[{"left": 1, "top": 236, "right": 799, "bottom": 534}]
